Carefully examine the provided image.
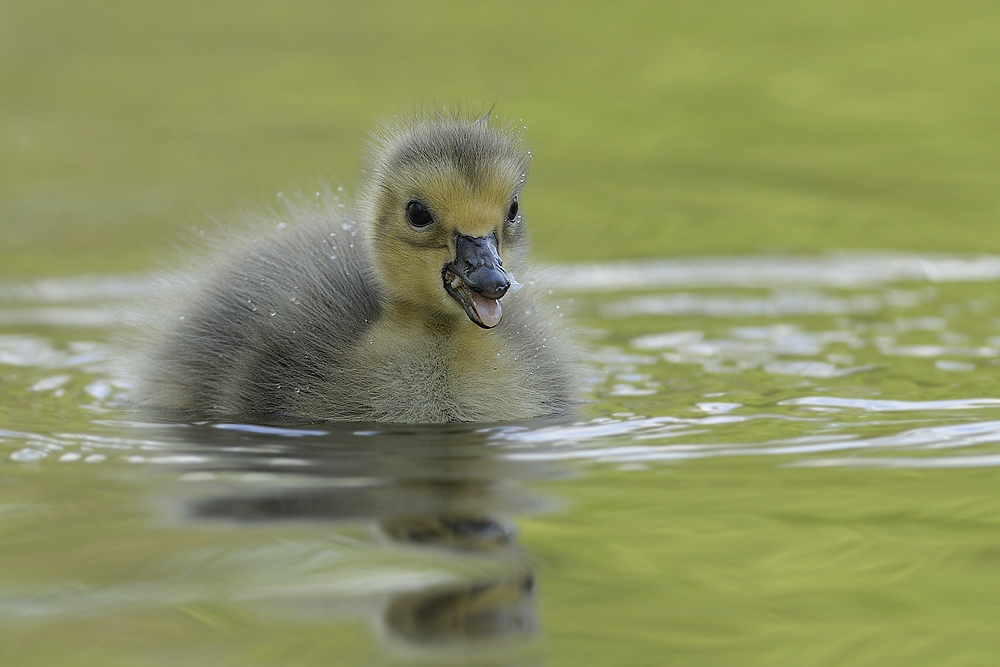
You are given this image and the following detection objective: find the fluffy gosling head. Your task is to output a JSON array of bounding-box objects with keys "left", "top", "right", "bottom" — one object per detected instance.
[{"left": 359, "top": 113, "right": 530, "bottom": 329}]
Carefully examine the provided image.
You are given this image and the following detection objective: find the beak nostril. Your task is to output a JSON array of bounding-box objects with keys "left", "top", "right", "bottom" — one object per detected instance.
[{"left": 449, "top": 232, "right": 512, "bottom": 299}]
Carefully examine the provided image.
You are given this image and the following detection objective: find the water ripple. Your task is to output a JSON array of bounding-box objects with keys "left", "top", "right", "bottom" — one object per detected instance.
[
  {"left": 3, "top": 254, "right": 1000, "bottom": 472},
  {"left": 552, "top": 253, "right": 1000, "bottom": 290},
  {"left": 495, "top": 416, "right": 1000, "bottom": 468},
  {"left": 780, "top": 397, "right": 1000, "bottom": 411}
]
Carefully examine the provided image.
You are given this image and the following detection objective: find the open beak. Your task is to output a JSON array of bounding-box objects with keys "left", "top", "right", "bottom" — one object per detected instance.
[{"left": 442, "top": 233, "right": 511, "bottom": 328}]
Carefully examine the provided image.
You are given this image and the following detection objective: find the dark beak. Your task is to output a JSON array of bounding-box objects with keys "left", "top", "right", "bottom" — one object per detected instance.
[{"left": 442, "top": 233, "right": 511, "bottom": 328}]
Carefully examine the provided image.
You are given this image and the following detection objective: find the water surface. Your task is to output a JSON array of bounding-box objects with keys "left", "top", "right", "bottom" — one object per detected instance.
[{"left": 3, "top": 253, "right": 1000, "bottom": 664}]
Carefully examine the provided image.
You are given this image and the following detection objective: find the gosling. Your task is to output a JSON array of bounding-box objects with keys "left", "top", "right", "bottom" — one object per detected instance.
[{"left": 134, "top": 110, "right": 576, "bottom": 423}]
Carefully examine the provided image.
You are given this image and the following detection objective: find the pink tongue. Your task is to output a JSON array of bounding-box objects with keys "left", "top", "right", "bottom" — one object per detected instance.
[{"left": 470, "top": 293, "right": 503, "bottom": 328}]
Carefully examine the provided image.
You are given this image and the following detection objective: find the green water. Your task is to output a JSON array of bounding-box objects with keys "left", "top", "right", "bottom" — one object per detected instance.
[{"left": 4, "top": 1, "right": 1000, "bottom": 665}]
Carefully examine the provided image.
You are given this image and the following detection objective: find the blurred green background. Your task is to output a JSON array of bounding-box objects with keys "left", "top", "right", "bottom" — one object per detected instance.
[{"left": 1, "top": 0, "right": 998, "bottom": 279}]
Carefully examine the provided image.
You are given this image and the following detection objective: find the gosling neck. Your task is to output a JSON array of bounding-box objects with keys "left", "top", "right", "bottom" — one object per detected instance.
[{"left": 383, "top": 299, "right": 482, "bottom": 337}]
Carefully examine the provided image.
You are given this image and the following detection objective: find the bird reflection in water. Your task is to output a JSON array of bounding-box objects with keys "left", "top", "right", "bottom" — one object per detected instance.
[{"left": 161, "top": 420, "right": 560, "bottom": 655}]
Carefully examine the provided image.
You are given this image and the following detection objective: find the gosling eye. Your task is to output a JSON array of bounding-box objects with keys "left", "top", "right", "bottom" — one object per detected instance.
[
  {"left": 405, "top": 200, "right": 435, "bottom": 228},
  {"left": 505, "top": 197, "right": 519, "bottom": 223}
]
